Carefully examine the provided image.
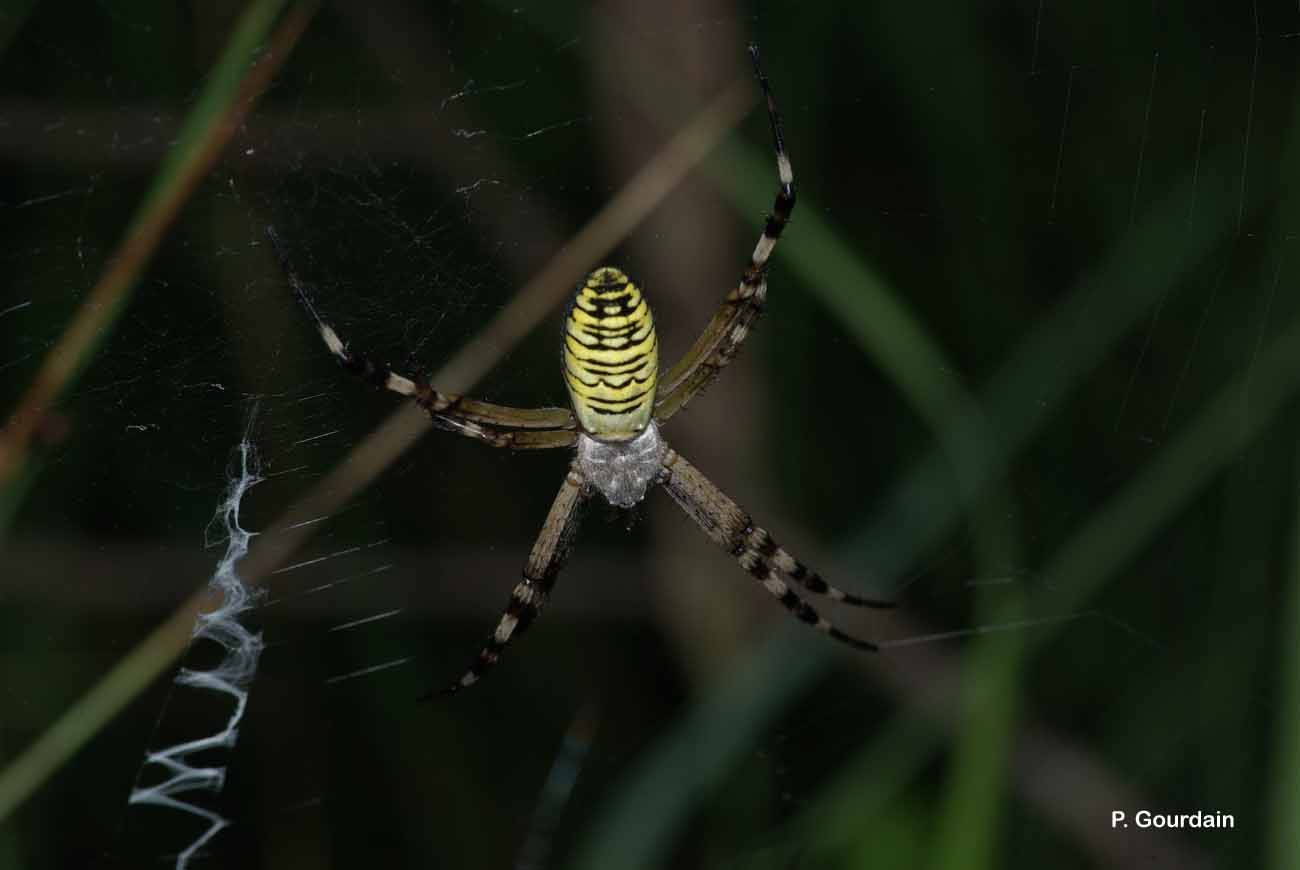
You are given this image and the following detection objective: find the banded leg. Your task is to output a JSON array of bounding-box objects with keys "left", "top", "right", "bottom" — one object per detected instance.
[
  {"left": 658, "top": 448, "right": 889, "bottom": 650},
  {"left": 654, "top": 43, "right": 795, "bottom": 422},
  {"left": 440, "top": 464, "right": 591, "bottom": 695},
  {"left": 267, "top": 226, "right": 578, "bottom": 450}
]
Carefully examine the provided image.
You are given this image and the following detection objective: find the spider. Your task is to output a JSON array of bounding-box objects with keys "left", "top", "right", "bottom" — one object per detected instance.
[{"left": 269, "top": 44, "right": 892, "bottom": 696}]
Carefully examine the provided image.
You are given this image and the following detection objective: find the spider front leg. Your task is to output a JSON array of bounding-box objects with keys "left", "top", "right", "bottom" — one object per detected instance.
[
  {"left": 658, "top": 448, "right": 891, "bottom": 650},
  {"left": 266, "top": 226, "right": 578, "bottom": 450},
  {"left": 437, "top": 463, "right": 592, "bottom": 696},
  {"left": 654, "top": 43, "right": 795, "bottom": 422}
]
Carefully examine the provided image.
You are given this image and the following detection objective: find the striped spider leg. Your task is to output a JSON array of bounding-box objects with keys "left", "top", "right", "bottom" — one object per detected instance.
[
  {"left": 654, "top": 43, "right": 795, "bottom": 423},
  {"left": 659, "top": 449, "right": 893, "bottom": 649},
  {"left": 439, "top": 461, "right": 592, "bottom": 695},
  {"left": 267, "top": 226, "right": 579, "bottom": 451}
]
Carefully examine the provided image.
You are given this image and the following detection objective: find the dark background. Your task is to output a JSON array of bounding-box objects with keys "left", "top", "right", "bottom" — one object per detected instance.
[{"left": 3, "top": 1, "right": 1300, "bottom": 868}]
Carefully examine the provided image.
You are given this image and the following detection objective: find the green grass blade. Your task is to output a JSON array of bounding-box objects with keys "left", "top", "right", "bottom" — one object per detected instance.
[
  {"left": 0, "top": 0, "right": 301, "bottom": 821},
  {"left": 1032, "top": 312, "right": 1300, "bottom": 635},
  {"left": 0, "top": 0, "right": 294, "bottom": 507},
  {"left": 1270, "top": 447, "right": 1300, "bottom": 867}
]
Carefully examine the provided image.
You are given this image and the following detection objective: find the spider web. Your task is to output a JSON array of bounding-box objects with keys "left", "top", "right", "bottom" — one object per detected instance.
[{"left": 3, "top": 1, "right": 1300, "bottom": 868}]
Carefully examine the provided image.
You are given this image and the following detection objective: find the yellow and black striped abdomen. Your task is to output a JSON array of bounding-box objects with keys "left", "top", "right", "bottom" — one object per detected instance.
[{"left": 563, "top": 267, "right": 658, "bottom": 440}]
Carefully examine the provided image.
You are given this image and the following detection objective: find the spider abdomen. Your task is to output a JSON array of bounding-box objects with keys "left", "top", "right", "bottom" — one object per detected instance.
[{"left": 563, "top": 267, "right": 659, "bottom": 439}]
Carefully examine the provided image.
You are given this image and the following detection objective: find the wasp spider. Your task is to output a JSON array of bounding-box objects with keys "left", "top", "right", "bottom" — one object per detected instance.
[{"left": 270, "top": 45, "right": 892, "bottom": 695}]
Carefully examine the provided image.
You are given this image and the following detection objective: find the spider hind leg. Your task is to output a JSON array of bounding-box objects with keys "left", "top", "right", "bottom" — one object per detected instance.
[
  {"left": 437, "top": 579, "right": 546, "bottom": 696},
  {"left": 437, "top": 465, "right": 591, "bottom": 697},
  {"left": 737, "top": 549, "right": 877, "bottom": 651},
  {"left": 658, "top": 448, "right": 889, "bottom": 652},
  {"left": 739, "top": 525, "right": 895, "bottom": 608}
]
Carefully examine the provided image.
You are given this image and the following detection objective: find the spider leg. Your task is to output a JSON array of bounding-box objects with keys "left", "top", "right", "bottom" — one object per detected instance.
[
  {"left": 658, "top": 448, "right": 889, "bottom": 651},
  {"left": 739, "top": 525, "right": 895, "bottom": 608},
  {"left": 267, "top": 226, "right": 578, "bottom": 449},
  {"left": 439, "top": 463, "right": 591, "bottom": 695},
  {"left": 654, "top": 43, "right": 795, "bottom": 422}
]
